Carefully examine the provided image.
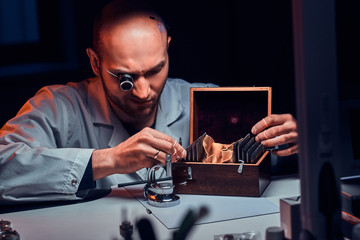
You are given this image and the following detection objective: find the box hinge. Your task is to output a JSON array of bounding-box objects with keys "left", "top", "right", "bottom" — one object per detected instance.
[{"left": 237, "top": 160, "right": 244, "bottom": 173}]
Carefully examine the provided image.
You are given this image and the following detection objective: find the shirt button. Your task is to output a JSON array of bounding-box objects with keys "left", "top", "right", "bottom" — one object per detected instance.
[{"left": 71, "top": 179, "right": 78, "bottom": 186}]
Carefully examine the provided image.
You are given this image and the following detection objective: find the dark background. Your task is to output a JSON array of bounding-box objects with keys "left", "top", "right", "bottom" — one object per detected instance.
[{"left": 0, "top": 0, "right": 359, "bottom": 130}]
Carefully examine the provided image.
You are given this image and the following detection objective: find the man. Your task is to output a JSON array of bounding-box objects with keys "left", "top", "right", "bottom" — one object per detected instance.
[{"left": 0, "top": 0, "right": 298, "bottom": 203}]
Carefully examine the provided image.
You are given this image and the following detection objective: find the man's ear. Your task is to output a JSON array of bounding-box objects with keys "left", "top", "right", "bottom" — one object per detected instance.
[
  {"left": 167, "top": 36, "right": 171, "bottom": 49},
  {"left": 86, "top": 48, "right": 100, "bottom": 76}
]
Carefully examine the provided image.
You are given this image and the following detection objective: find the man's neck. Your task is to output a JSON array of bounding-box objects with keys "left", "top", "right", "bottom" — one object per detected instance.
[
  {"left": 127, "top": 116, "right": 156, "bottom": 132},
  {"left": 122, "top": 118, "right": 156, "bottom": 136},
  {"left": 109, "top": 101, "right": 157, "bottom": 132}
]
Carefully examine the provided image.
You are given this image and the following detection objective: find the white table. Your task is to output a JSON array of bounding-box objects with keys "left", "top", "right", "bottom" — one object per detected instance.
[{"left": 0, "top": 176, "right": 300, "bottom": 240}]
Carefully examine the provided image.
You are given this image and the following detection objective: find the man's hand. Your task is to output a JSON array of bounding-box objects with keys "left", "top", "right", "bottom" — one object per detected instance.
[
  {"left": 251, "top": 114, "right": 298, "bottom": 156},
  {"left": 91, "top": 127, "right": 186, "bottom": 180}
]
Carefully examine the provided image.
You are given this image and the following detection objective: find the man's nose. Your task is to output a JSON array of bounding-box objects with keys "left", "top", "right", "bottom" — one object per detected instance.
[{"left": 131, "top": 76, "right": 150, "bottom": 99}]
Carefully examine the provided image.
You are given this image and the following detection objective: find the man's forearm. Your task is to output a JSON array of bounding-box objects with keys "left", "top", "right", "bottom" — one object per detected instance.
[{"left": 92, "top": 148, "right": 117, "bottom": 181}]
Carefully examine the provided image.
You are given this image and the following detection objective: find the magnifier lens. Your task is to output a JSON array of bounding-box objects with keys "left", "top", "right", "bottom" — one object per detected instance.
[{"left": 119, "top": 74, "right": 134, "bottom": 91}]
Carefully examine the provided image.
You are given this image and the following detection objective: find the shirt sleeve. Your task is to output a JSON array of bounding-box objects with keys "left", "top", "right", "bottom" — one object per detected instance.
[
  {"left": 78, "top": 156, "right": 96, "bottom": 191},
  {"left": 0, "top": 86, "right": 97, "bottom": 203}
]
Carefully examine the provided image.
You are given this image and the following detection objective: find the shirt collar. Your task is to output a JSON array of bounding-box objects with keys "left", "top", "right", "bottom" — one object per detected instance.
[{"left": 157, "top": 81, "right": 184, "bottom": 127}]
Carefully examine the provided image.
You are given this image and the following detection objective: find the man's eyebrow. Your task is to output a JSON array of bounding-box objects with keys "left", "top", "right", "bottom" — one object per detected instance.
[
  {"left": 148, "top": 60, "right": 166, "bottom": 72},
  {"left": 110, "top": 60, "right": 166, "bottom": 76}
]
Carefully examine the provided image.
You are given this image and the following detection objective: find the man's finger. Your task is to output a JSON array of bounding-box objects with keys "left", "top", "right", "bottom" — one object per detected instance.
[
  {"left": 255, "top": 124, "right": 297, "bottom": 142},
  {"left": 251, "top": 114, "right": 293, "bottom": 135},
  {"left": 260, "top": 132, "right": 298, "bottom": 148},
  {"left": 272, "top": 144, "right": 298, "bottom": 156},
  {"left": 141, "top": 128, "right": 186, "bottom": 162}
]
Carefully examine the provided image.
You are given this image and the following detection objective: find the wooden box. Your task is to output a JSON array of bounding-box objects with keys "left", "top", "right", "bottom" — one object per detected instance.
[{"left": 173, "top": 87, "right": 272, "bottom": 197}]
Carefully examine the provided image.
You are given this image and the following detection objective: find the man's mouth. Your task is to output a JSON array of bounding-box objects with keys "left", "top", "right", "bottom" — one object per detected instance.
[{"left": 130, "top": 98, "right": 153, "bottom": 106}]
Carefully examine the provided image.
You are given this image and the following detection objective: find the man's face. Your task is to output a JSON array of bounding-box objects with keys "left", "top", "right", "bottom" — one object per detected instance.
[{"left": 98, "top": 16, "right": 170, "bottom": 123}]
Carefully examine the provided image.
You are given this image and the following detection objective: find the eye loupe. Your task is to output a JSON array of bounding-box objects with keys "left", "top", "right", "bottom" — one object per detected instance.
[
  {"left": 103, "top": 68, "right": 134, "bottom": 91},
  {"left": 119, "top": 73, "right": 134, "bottom": 91}
]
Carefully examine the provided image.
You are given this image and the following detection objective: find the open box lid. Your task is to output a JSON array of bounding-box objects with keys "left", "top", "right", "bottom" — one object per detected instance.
[{"left": 190, "top": 87, "right": 272, "bottom": 144}]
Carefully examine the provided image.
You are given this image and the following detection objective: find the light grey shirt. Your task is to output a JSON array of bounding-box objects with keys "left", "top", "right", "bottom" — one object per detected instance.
[{"left": 0, "top": 77, "right": 215, "bottom": 203}]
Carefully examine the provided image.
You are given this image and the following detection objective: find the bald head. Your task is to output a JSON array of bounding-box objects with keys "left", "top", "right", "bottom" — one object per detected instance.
[
  {"left": 86, "top": 0, "right": 171, "bottom": 130},
  {"left": 92, "top": 0, "right": 168, "bottom": 57}
]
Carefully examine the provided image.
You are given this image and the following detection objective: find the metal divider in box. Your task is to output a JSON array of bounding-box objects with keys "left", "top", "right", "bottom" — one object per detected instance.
[{"left": 181, "top": 132, "right": 265, "bottom": 164}]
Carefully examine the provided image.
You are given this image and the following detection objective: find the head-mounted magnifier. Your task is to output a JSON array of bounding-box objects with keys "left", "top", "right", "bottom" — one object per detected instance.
[{"left": 104, "top": 68, "right": 134, "bottom": 91}]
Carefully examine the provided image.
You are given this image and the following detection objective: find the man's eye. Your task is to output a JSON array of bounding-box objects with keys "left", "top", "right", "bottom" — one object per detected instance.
[
  {"left": 116, "top": 73, "right": 124, "bottom": 78},
  {"left": 117, "top": 73, "right": 134, "bottom": 79}
]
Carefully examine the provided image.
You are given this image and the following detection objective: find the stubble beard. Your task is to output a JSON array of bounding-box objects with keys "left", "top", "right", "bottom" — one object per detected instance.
[
  {"left": 101, "top": 80, "right": 160, "bottom": 123},
  {"left": 116, "top": 96, "right": 159, "bottom": 120}
]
